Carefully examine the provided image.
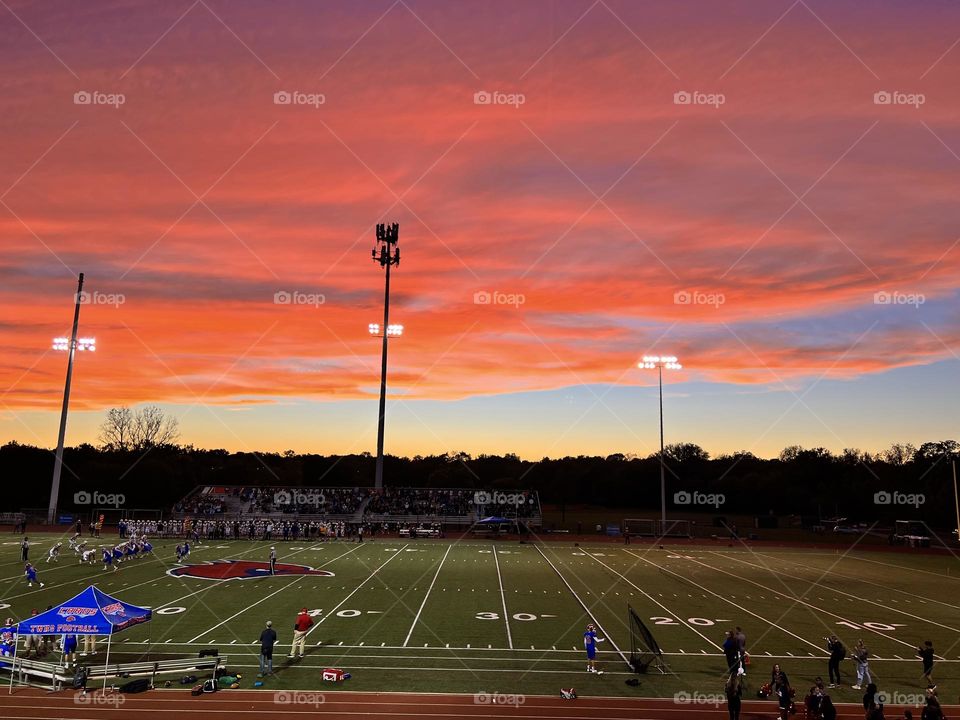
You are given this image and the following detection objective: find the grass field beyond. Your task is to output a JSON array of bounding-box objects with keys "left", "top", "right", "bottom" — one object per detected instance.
[{"left": 1, "top": 532, "right": 957, "bottom": 704}]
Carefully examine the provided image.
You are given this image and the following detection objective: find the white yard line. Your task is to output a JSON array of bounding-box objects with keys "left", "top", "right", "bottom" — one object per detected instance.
[
  {"left": 623, "top": 548, "right": 827, "bottom": 655},
  {"left": 678, "top": 552, "right": 933, "bottom": 653},
  {"left": 749, "top": 549, "right": 960, "bottom": 613},
  {"left": 535, "top": 545, "right": 630, "bottom": 667},
  {"left": 585, "top": 551, "right": 721, "bottom": 650},
  {"left": 715, "top": 551, "right": 960, "bottom": 638},
  {"left": 305, "top": 543, "right": 410, "bottom": 638},
  {"left": 187, "top": 543, "right": 364, "bottom": 643},
  {"left": 402, "top": 543, "right": 452, "bottom": 647},
  {"left": 850, "top": 554, "right": 960, "bottom": 583},
  {"left": 492, "top": 544, "right": 514, "bottom": 650}
]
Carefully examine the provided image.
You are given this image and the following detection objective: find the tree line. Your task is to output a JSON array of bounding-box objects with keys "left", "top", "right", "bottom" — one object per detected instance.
[{"left": 1, "top": 406, "right": 955, "bottom": 527}]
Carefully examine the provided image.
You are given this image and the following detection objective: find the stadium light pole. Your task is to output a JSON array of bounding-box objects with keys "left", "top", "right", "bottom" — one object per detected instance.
[
  {"left": 639, "top": 355, "right": 682, "bottom": 526},
  {"left": 371, "top": 223, "right": 400, "bottom": 490},
  {"left": 48, "top": 274, "right": 95, "bottom": 524}
]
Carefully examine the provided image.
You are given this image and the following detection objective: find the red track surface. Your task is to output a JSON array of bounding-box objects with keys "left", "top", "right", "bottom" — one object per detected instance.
[{"left": 1, "top": 688, "right": 954, "bottom": 720}]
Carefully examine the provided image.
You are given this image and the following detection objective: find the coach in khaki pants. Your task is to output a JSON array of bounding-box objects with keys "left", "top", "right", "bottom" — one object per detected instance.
[{"left": 288, "top": 608, "right": 314, "bottom": 659}]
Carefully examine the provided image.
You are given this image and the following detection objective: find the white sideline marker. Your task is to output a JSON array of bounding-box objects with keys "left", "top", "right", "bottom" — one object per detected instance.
[
  {"left": 492, "top": 544, "right": 514, "bottom": 650},
  {"left": 402, "top": 544, "right": 452, "bottom": 647}
]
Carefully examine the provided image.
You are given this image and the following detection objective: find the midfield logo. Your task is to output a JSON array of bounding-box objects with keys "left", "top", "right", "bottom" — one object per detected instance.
[{"left": 167, "top": 560, "right": 335, "bottom": 581}]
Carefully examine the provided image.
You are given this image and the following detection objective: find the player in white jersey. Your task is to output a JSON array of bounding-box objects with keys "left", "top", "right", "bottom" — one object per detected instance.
[{"left": 46, "top": 543, "right": 62, "bottom": 563}]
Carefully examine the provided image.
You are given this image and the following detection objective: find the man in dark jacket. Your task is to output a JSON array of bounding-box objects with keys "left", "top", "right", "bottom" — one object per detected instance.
[
  {"left": 723, "top": 631, "right": 739, "bottom": 676},
  {"left": 258, "top": 621, "right": 277, "bottom": 677},
  {"left": 826, "top": 635, "right": 845, "bottom": 687}
]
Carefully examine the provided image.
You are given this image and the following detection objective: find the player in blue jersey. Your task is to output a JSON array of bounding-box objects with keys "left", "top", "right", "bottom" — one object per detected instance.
[
  {"left": 24, "top": 562, "right": 44, "bottom": 588},
  {"left": 584, "top": 623, "right": 605, "bottom": 674},
  {"left": 102, "top": 547, "right": 115, "bottom": 572}
]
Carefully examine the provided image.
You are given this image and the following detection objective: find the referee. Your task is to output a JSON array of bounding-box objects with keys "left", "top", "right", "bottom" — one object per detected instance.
[{"left": 269, "top": 546, "right": 277, "bottom": 575}]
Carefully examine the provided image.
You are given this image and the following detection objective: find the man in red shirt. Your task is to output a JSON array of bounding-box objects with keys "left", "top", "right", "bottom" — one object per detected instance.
[{"left": 288, "top": 608, "right": 313, "bottom": 659}]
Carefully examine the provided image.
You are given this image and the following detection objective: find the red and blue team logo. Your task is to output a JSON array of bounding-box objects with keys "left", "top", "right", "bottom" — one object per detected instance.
[
  {"left": 101, "top": 602, "right": 125, "bottom": 617},
  {"left": 166, "top": 560, "right": 335, "bottom": 581}
]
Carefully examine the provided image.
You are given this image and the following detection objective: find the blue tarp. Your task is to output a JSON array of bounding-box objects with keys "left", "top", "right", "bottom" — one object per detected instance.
[
  {"left": 478, "top": 516, "right": 509, "bottom": 523},
  {"left": 14, "top": 585, "right": 151, "bottom": 636}
]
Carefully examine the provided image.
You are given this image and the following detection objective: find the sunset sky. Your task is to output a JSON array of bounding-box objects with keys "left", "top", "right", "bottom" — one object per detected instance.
[{"left": 1, "top": 0, "right": 958, "bottom": 460}]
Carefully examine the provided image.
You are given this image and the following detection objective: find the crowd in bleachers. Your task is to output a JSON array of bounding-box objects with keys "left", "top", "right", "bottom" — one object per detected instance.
[
  {"left": 173, "top": 494, "right": 225, "bottom": 515},
  {"left": 168, "top": 486, "right": 541, "bottom": 524},
  {"left": 365, "top": 487, "right": 473, "bottom": 516},
  {"left": 269, "top": 486, "right": 368, "bottom": 515}
]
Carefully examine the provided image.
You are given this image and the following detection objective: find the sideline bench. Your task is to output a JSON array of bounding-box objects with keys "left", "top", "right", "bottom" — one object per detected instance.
[{"left": 3, "top": 655, "right": 226, "bottom": 691}]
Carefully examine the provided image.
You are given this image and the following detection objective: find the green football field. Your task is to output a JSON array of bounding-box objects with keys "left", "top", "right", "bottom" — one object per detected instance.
[{"left": 1, "top": 532, "right": 957, "bottom": 702}]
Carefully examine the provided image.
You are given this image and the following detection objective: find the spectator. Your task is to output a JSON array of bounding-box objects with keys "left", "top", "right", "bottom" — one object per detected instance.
[
  {"left": 288, "top": 608, "right": 313, "bottom": 659},
  {"left": 735, "top": 625, "right": 747, "bottom": 673},
  {"left": 917, "top": 641, "right": 935, "bottom": 686},
  {"left": 863, "top": 682, "right": 879, "bottom": 712},
  {"left": 775, "top": 670, "right": 793, "bottom": 720},
  {"left": 725, "top": 673, "right": 742, "bottom": 720},
  {"left": 826, "top": 634, "right": 845, "bottom": 687},
  {"left": 852, "top": 640, "right": 872, "bottom": 690},
  {"left": 257, "top": 621, "right": 277, "bottom": 677},
  {"left": 920, "top": 695, "right": 943, "bottom": 720},
  {"left": 22, "top": 610, "right": 40, "bottom": 657},
  {"left": 723, "top": 631, "right": 739, "bottom": 676}
]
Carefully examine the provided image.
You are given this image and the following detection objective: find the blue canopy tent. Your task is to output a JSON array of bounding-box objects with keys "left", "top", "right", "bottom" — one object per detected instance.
[
  {"left": 478, "top": 516, "right": 509, "bottom": 523},
  {"left": 9, "top": 585, "right": 151, "bottom": 693}
]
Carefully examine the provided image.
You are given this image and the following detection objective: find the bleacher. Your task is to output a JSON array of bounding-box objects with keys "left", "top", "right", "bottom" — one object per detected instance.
[{"left": 170, "top": 485, "right": 542, "bottom": 528}]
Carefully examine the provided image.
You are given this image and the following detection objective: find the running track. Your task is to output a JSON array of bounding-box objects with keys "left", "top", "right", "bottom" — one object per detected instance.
[{"left": 1, "top": 689, "right": 955, "bottom": 719}]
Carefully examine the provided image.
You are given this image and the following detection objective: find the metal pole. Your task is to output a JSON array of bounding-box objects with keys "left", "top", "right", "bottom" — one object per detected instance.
[
  {"left": 48, "top": 273, "right": 84, "bottom": 524},
  {"left": 658, "top": 365, "right": 666, "bottom": 525},
  {"left": 953, "top": 460, "right": 959, "bottom": 542},
  {"left": 374, "top": 258, "right": 391, "bottom": 490},
  {"left": 101, "top": 632, "right": 112, "bottom": 695},
  {"left": 8, "top": 630, "right": 17, "bottom": 693}
]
